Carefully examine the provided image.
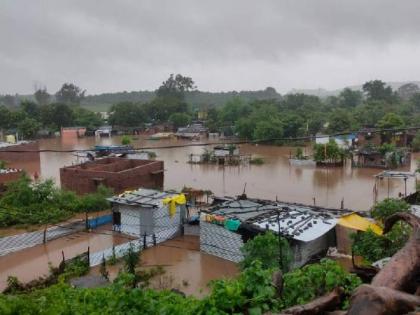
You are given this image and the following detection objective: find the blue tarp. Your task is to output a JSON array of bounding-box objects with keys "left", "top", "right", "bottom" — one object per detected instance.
[{"left": 88, "top": 215, "right": 112, "bottom": 229}]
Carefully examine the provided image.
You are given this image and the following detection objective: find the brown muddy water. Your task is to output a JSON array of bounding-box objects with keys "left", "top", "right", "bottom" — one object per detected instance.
[
  {"left": 0, "top": 135, "right": 417, "bottom": 292},
  {"left": 25, "top": 135, "right": 419, "bottom": 211},
  {"left": 90, "top": 235, "right": 239, "bottom": 297}
]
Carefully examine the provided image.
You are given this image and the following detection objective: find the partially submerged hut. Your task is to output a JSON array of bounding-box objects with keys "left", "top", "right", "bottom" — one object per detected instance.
[
  {"left": 108, "top": 188, "right": 187, "bottom": 244},
  {"left": 200, "top": 197, "right": 353, "bottom": 268}
]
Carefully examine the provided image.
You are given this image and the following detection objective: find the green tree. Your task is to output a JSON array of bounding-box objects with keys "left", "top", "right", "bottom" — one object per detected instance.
[
  {"left": 338, "top": 88, "right": 363, "bottom": 108},
  {"left": 240, "top": 231, "right": 291, "bottom": 272},
  {"left": 121, "top": 135, "right": 131, "bottom": 145},
  {"left": 397, "top": 83, "right": 419, "bottom": 101},
  {"left": 371, "top": 198, "right": 409, "bottom": 221},
  {"left": 169, "top": 112, "right": 191, "bottom": 129},
  {"left": 108, "top": 102, "right": 146, "bottom": 127},
  {"left": 327, "top": 109, "right": 352, "bottom": 133},
  {"left": 156, "top": 74, "right": 195, "bottom": 100},
  {"left": 377, "top": 113, "right": 405, "bottom": 129},
  {"left": 34, "top": 88, "right": 51, "bottom": 106},
  {"left": 253, "top": 119, "right": 283, "bottom": 142},
  {"left": 20, "top": 100, "right": 40, "bottom": 120},
  {"left": 73, "top": 107, "right": 103, "bottom": 130},
  {"left": 362, "top": 80, "right": 395, "bottom": 102},
  {"left": 55, "top": 83, "right": 86, "bottom": 105},
  {"left": 0, "top": 105, "right": 11, "bottom": 129},
  {"left": 17, "top": 118, "right": 41, "bottom": 139},
  {"left": 40, "top": 103, "right": 74, "bottom": 129},
  {"left": 411, "top": 132, "right": 420, "bottom": 152}
]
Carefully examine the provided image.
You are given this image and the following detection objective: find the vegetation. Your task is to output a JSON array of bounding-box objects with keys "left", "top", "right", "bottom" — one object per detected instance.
[
  {"left": 351, "top": 198, "right": 411, "bottom": 263},
  {"left": 121, "top": 135, "right": 132, "bottom": 145},
  {"left": 249, "top": 157, "right": 264, "bottom": 165},
  {"left": 2, "top": 79, "right": 420, "bottom": 143},
  {"left": 312, "top": 139, "right": 345, "bottom": 163},
  {"left": 240, "top": 231, "right": 291, "bottom": 272},
  {"left": 0, "top": 258, "right": 361, "bottom": 314},
  {"left": 0, "top": 176, "right": 112, "bottom": 227}
]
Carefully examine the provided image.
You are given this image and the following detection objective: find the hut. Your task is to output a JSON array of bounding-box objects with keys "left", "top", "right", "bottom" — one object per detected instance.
[
  {"left": 108, "top": 188, "right": 187, "bottom": 243},
  {"left": 200, "top": 197, "right": 352, "bottom": 268}
]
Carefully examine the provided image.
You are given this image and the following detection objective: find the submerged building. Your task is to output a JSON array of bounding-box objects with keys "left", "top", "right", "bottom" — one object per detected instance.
[
  {"left": 200, "top": 196, "right": 355, "bottom": 268},
  {"left": 60, "top": 157, "right": 164, "bottom": 194},
  {"left": 108, "top": 188, "right": 186, "bottom": 243}
]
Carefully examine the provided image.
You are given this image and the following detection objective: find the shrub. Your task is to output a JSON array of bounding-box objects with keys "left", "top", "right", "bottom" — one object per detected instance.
[
  {"left": 240, "top": 231, "right": 291, "bottom": 272},
  {"left": 371, "top": 198, "right": 409, "bottom": 221}
]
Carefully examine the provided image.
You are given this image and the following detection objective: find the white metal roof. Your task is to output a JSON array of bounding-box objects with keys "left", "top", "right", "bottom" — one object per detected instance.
[
  {"left": 208, "top": 198, "right": 346, "bottom": 242},
  {"left": 107, "top": 188, "right": 177, "bottom": 208}
]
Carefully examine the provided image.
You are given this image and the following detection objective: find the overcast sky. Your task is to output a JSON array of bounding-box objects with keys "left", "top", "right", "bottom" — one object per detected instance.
[{"left": 1, "top": 0, "right": 420, "bottom": 95}]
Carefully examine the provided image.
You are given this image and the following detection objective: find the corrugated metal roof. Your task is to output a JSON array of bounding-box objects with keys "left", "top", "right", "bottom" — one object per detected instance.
[
  {"left": 107, "top": 188, "right": 177, "bottom": 208},
  {"left": 208, "top": 198, "right": 348, "bottom": 242}
]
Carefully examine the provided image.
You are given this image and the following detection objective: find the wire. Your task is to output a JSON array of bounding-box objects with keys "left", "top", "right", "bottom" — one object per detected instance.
[{"left": 0, "top": 125, "right": 419, "bottom": 153}]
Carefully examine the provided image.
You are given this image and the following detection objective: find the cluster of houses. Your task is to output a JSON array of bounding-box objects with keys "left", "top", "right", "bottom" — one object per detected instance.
[
  {"left": 104, "top": 186, "right": 383, "bottom": 269},
  {"left": 306, "top": 128, "right": 415, "bottom": 169}
]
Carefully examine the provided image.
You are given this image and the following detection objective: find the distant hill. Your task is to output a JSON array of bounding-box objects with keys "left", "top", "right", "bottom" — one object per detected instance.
[
  {"left": 288, "top": 81, "right": 420, "bottom": 98},
  {"left": 80, "top": 87, "right": 282, "bottom": 111},
  {"left": 1, "top": 81, "right": 419, "bottom": 112}
]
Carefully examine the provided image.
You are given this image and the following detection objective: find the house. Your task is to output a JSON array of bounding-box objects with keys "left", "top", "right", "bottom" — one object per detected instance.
[
  {"left": 356, "top": 128, "right": 417, "bottom": 148},
  {"left": 316, "top": 134, "right": 356, "bottom": 149},
  {"left": 175, "top": 123, "right": 208, "bottom": 140},
  {"left": 352, "top": 145, "right": 411, "bottom": 169},
  {"left": 0, "top": 141, "right": 41, "bottom": 177},
  {"left": 95, "top": 126, "right": 112, "bottom": 137},
  {"left": 200, "top": 196, "right": 352, "bottom": 268},
  {"left": 107, "top": 188, "right": 187, "bottom": 244},
  {"left": 61, "top": 127, "right": 86, "bottom": 138},
  {"left": 356, "top": 128, "right": 382, "bottom": 147},
  {"left": 60, "top": 157, "right": 164, "bottom": 194}
]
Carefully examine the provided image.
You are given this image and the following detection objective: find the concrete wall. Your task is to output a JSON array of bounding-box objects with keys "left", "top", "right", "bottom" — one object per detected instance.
[{"left": 60, "top": 158, "right": 164, "bottom": 194}]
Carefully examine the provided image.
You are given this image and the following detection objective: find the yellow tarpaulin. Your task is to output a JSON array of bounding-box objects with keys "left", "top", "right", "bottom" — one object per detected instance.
[
  {"left": 338, "top": 213, "right": 383, "bottom": 235},
  {"left": 163, "top": 194, "right": 186, "bottom": 218}
]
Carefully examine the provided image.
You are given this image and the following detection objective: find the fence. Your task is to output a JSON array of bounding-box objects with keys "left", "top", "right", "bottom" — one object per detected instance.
[
  {"left": 89, "top": 226, "right": 180, "bottom": 266},
  {"left": 0, "top": 220, "right": 85, "bottom": 256}
]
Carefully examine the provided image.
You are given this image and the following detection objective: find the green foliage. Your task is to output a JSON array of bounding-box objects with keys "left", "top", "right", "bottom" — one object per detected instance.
[
  {"left": 240, "top": 232, "right": 291, "bottom": 273},
  {"left": 109, "top": 102, "right": 146, "bottom": 127},
  {"left": 362, "top": 80, "right": 395, "bottom": 103},
  {"left": 0, "top": 177, "right": 111, "bottom": 227},
  {"left": 121, "top": 135, "right": 132, "bottom": 145},
  {"left": 351, "top": 224, "right": 410, "bottom": 263},
  {"left": 0, "top": 259, "right": 362, "bottom": 314},
  {"left": 377, "top": 112, "right": 405, "bottom": 129},
  {"left": 371, "top": 198, "right": 409, "bottom": 221},
  {"left": 124, "top": 243, "right": 140, "bottom": 276},
  {"left": 55, "top": 83, "right": 85, "bottom": 105},
  {"left": 17, "top": 117, "right": 41, "bottom": 139},
  {"left": 169, "top": 112, "right": 192, "bottom": 129},
  {"left": 294, "top": 147, "right": 304, "bottom": 159},
  {"left": 281, "top": 259, "right": 361, "bottom": 308},
  {"left": 250, "top": 157, "right": 264, "bottom": 165},
  {"left": 312, "top": 139, "right": 344, "bottom": 163},
  {"left": 411, "top": 132, "right": 420, "bottom": 152},
  {"left": 352, "top": 198, "right": 411, "bottom": 263}
]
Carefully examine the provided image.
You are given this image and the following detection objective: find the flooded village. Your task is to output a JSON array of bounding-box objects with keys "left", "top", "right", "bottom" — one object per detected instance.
[{"left": 1, "top": 2, "right": 420, "bottom": 313}]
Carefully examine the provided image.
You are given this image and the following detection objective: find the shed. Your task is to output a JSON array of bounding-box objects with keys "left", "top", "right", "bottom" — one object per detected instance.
[
  {"left": 200, "top": 197, "right": 351, "bottom": 268},
  {"left": 108, "top": 189, "right": 187, "bottom": 244}
]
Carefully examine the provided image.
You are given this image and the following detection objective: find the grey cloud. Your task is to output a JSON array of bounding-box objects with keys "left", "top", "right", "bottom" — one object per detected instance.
[{"left": 1, "top": 0, "right": 420, "bottom": 94}]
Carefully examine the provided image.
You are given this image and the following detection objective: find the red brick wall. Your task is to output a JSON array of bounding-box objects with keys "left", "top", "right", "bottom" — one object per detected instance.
[
  {"left": 60, "top": 158, "right": 164, "bottom": 194},
  {"left": 0, "top": 170, "right": 24, "bottom": 185}
]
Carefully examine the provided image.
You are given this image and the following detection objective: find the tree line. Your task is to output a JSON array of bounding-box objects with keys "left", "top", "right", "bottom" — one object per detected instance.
[{"left": 2, "top": 77, "right": 420, "bottom": 141}]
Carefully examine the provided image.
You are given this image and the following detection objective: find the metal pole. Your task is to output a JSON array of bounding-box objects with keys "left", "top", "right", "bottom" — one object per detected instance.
[
  {"left": 404, "top": 178, "right": 407, "bottom": 197},
  {"left": 387, "top": 177, "right": 390, "bottom": 198},
  {"left": 276, "top": 211, "right": 283, "bottom": 272}
]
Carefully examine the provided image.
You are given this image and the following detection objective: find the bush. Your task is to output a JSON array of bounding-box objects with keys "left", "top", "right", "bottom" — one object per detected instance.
[
  {"left": 412, "top": 132, "right": 420, "bottom": 152},
  {"left": 371, "top": 198, "right": 410, "bottom": 221},
  {"left": 281, "top": 259, "right": 361, "bottom": 309},
  {"left": 121, "top": 135, "right": 132, "bottom": 145},
  {"left": 240, "top": 231, "right": 291, "bottom": 272},
  {"left": 0, "top": 177, "right": 112, "bottom": 227}
]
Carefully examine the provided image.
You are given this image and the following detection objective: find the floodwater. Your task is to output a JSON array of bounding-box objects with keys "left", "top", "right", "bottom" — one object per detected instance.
[
  {"left": 0, "top": 225, "right": 127, "bottom": 291},
  {"left": 90, "top": 235, "right": 238, "bottom": 297},
  {"left": 23, "top": 135, "right": 419, "bottom": 211}
]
